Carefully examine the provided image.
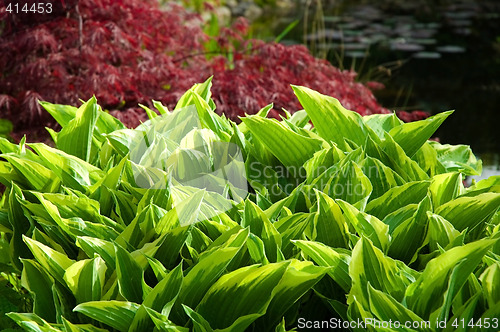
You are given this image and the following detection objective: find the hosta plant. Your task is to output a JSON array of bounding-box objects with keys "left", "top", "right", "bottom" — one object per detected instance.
[{"left": 0, "top": 78, "right": 499, "bottom": 331}]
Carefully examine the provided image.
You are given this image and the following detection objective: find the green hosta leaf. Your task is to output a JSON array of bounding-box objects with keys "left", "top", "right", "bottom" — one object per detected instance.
[
  {"left": 57, "top": 96, "right": 100, "bottom": 162},
  {"left": 0, "top": 160, "right": 22, "bottom": 188},
  {"left": 37, "top": 193, "right": 101, "bottom": 224},
  {"left": 1, "top": 155, "right": 60, "bottom": 192},
  {"left": 349, "top": 237, "right": 417, "bottom": 309},
  {"left": 292, "top": 85, "right": 367, "bottom": 150},
  {"left": 183, "top": 91, "right": 232, "bottom": 137},
  {"left": 426, "top": 213, "right": 462, "bottom": 251},
  {"left": 172, "top": 247, "right": 242, "bottom": 322},
  {"left": 325, "top": 161, "right": 373, "bottom": 209},
  {"left": 74, "top": 301, "right": 140, "bottom": 332},
  {"left": 179, "top": 128, "right": 217, "bottom": 158},
  {"left": 130, "top": 238, "right": 164, "bottom": 271},
  {"left": 274, "top": 213, "right": 313, "bottom": 258},
  {"left": 360, "top": 157, "right": 405, "bottom": 200},
  {"left": 105, "top": 129, "right": 144, "bottom": 157},
  {"left": 133, "top": 111, "right": 198, "bottom": 150},
  {"left": 175, "top": 76, "right": 213, "bottom": 109},
  {"left": 115, "top": 203, "right": 164, "bottom": 250},
  {"left": 76, "top": 237, "right": 116, "bottom": 270},
  {"left": 429, "top": 141, "right": 482, "bottom": 176},
  {"left": 379, "top": 133, "right": 429, "bottom": 182},
  {"left": 152, "top": 100, "right": 169, "bottom": 115},
  {"left": 466, "top": 175, "right": 500, "bottom": 195},
  {"left": 165, "top": 189, "right": 204, "bottom": 228},
  {"left": 388, "top": 111, "right": 452, "bottom": 158},
  {"left": 129, "top": 264, "right": 184, "bottom": 331},
  {"left": 202, "top": 226, "right": 248, "bottom": 254},
  {"left": 64, "top": 218, "right": 120, "bottom": 242},
  {"left": 21, "top": 259, "right": 56, "bottom": 322},
  {"left": 241, "top": 115, "right": 326, "bottom": 167},
  {"left": 441, "top": 292, "right": 483, "bottom": 332},
  {"left": 30, "top": 229, "right": 64, "bottom": 255},
  {"left": 29, "top": 143, "right": 104, "bottom": 191},
  {"left": 8, "top": 184, "right": 34, "bottom": 270},
  {"left": 190, "top": 77, "right": 213, "bottom": 104},
  {"left": 450, "top": 273, "right": 482, "bottom": 315},
  {"left": 310, "top": 190, "right": 349, "bottom": 249},
  {"left": 167, "top": 148, "right": 209, "bottom": 183},
  {"left": 246, "top": 159, "right": 282, "bottom": 200},
  {"left": 387, "top": 195, "right": 431, "bottom": 264},
  {"left": 89, "top": 156, "right": 129, "bottom": 199},
  {"left": 23, "top": 236, "right": 74, "bottom": 285},
  {"left": 146, "top": 264, "right": 183, "bottom": 315},
  {"left": 0, "top": 210, "right": 11, "bottom": 234},
  {"left": 154, "top": 225, "right": 192, "bottom": 269},
  {"left": 182, "top": 305, "right": 214, "bottom": 332},
  {"left": 39, "top": 101, "right": 78, "bottom": 127},
  {"left": 52, "top": 281, "right": 78, "bottom": 327},
  {"left": 308, "top": 148, "right": 364, "bottom": 193},
  {"left": 336, "top": 199, "right": 389, "bottom": 252},
  {"left": 247, "top": 233, "right": 269, "bottom": 264},
  {"left": 6, "top": 312, "right": 61, "bottom": 332},
  {"left": 109, "top": 189, "right": 137, "bottom": 226},
  {"left": 61, "top": 316, "right": 110, "bottom": 332},
  {"left": 434, "top": 264, "right": 482, "bottom": 324},
  {"left": 92, "top": 109, "right": 127, "bottom": 138},
  {"left": 405, "top": 237, "right": 499, "bottom": 319},
  {"left": 367, "top": 285, "right": 430, "bottom": 331},
  {"left": 303, "top": 145, "right": 345, "bottom": 184},
  {"left": 42, "top": 99, "right": 126, "bottom": 158},
  {"left": 243, "top": 200, "right": 282, "bottom": 262},
  {"left": 253, "top": 260, "right": 329, "bottom": 330},
  {"left": 144, "top": 307, "right": 189, "bottom": 332},
  {"left": 63, "top": 257, "right": 107, "bottom": 304},
  {"left": 115, "top": 244, "right": 144, "bottom": 303},
  {"left": 366, "top": 180, "right": 430, "bottom": 220},
  {"left": 479, "top": 262, "right": 500, "bottom": 308},
  {"left": 411, "top": 141, "right": 447, "bottom": 177},
  {"left": 196, "top": 262, "right": 290, "bottom": 330},
  {"left": 0, "top": 136, "right": 27, "bottom": 155},
  {"left": 428, "top": 172, "right": 462, "bottom": 209},
  {"left": 288, "top": 109, "right": 310, "bottom": 128},
  {"left": 185, "top": 227, "right": 212, "bottom": 255},
  {"left": 435, "top": 192, "right": 500, "bottom": 232},
  {"left": 293, "top": 240, "right": 351, "bottom": 292},
  {"left": 146, "top": 256, "right": 168, "bottom": 282},
  {"left": 363, "top": 113, "right": 403, "bottom": 138},
  {"left": 32, "top": 192, "right": 105, "bottom": 245}
]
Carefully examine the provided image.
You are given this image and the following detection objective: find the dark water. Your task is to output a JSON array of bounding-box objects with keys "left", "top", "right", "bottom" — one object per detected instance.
[{"left": 255, "top": 0, "right": 500, "bottom": 172}]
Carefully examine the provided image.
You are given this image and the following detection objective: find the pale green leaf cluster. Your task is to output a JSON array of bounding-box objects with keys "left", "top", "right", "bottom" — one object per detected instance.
[{"left": 0, "top": 79, "right": 499, "bottom": 332}]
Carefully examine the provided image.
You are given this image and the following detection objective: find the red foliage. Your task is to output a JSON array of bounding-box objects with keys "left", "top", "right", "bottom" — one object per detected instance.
[
  {"left": 1, "top": 0, "right": 207, "bottom": 129},
  {"left": 0, "top": 0, "right": 428, "bottom": 139}
]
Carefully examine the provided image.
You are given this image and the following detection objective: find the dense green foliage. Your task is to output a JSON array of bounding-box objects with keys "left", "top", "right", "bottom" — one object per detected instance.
[{"left": 0, "top": 79, "right": 499, "bottom": 331}]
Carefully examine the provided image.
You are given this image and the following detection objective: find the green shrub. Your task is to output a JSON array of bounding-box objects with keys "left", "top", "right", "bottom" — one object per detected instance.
[{"left": 0, "top": 78, "right": 499, "bottom": 331}]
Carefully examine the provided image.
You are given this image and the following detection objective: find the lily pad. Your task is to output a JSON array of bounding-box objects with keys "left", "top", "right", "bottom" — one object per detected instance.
[
  {"left": 390, "top": 43, "right": 424, "bottom": 52},
  {"left": 345, "top": 51, "right": 367, "bottom": 58},
  {"left": 413, "top": 52, "right": 442, "bottom": 59},
  {"left": 436, "top": 45, "right": 466, "bottom": 53}
]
